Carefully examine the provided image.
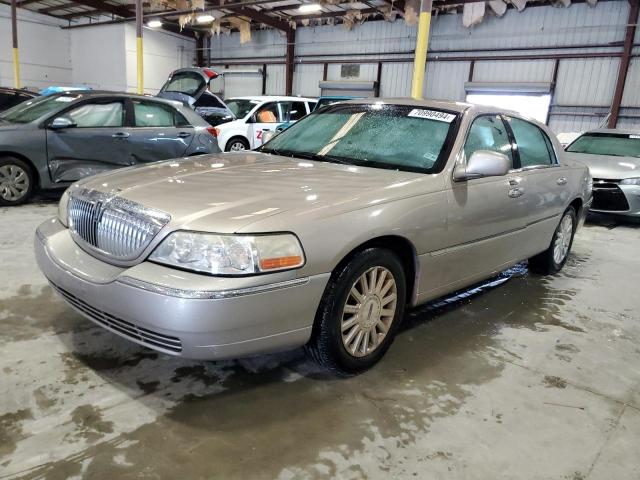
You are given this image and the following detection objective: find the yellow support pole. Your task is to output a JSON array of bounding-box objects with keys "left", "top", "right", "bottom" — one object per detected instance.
[
  {"left": 135, "top": 0, "right": 144, "bottom": 94},
  {"left": 11, "top": 0, "right": 21, "bottom": 88},
  {"left": 136, "top": 37, "right": 144, "bottom": 94},
  {"left": 13, "top": 48, "right": 21, "bottom": 89},
  {"left": 410, "top": 0, "right": 433, "bottom": 100}
]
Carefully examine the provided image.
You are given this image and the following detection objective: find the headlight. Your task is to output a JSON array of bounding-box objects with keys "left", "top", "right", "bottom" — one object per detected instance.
[
  {"left": 58, "top": 189, "right": 70, "bottom": 226},
  {"left": 620, "top": 177, "right": 640, "bottom": 186},
  {"left": 149, "top": 231, "right": 305, "bottom": 276}
]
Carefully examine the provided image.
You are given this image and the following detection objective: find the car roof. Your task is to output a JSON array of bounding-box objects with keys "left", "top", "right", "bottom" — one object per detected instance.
[
  {"left": 584, "top": 128, "right": 640, "bottom": 136},
  {"left": 0, "top": 87, "right": 37, "bottom": 96},
  {"left": 47, "top": 90, "right": 184, "bottom": 106},
  {"left": 227, "top": 95, "right": 317, "bottom": 102}
]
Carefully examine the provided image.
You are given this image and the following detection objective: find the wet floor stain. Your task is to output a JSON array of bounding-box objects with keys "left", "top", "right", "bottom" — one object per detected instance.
[
  {"left": 0, "top": 409, "right": 33, "bottom": 458},
  {"left": 66, "top": 405, "right": 114, "bottom": 443},
  {"left": 544, "top": 376, "right": 568, "bottom": 389}
]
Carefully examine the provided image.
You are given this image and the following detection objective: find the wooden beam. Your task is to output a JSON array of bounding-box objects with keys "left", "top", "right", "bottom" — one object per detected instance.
[{"left": 608, "top": 0, "right": 639, "bottom": 128}]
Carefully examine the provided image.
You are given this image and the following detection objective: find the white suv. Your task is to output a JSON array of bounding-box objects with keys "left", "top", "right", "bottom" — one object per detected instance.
[{"left": 217, "top": 96, "right": 317, "bottom": 151}]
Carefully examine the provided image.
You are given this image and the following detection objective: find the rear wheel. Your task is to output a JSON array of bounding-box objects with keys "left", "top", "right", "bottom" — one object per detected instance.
[
  {"left": 0, "top": 157, "right": 34, "bottom": 206},
  {"left": 528, "top": 207, "right": 576, "bottom": 275},
  {"left": 306, "top": 248, "right": 406, "bottom": 376},
  {"left": 225, "top": 137, "right": 249, "bottom": 152}
]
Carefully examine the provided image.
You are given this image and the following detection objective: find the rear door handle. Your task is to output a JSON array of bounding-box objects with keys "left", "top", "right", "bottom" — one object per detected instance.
[
  {"left": 178, "top": 131, "right": 192, "bottom": 138},
  {"left": 112, "top": 132, "right": 129, "bottom": 139},
  {"left": 557, "top": 177, "right": 568, "bottom": 185}
]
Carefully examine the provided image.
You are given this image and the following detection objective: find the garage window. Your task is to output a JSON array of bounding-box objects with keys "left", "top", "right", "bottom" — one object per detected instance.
[{"left": 67, "top": 101, "right": 124, "bottom": 128}]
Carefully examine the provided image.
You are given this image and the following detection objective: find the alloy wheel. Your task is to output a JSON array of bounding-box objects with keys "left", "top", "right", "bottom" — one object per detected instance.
[
  {"left": 341, "top": 266, "right": 398, "bottom": 358},
  {"left": 0, "top": 164, "right": 29, "bottom": 202},
  {"left": 553, "top": 213, "right": 574, "bottom": 264},
  {"left": 229, "top": 141, "right": 246, "bottom": 151}
]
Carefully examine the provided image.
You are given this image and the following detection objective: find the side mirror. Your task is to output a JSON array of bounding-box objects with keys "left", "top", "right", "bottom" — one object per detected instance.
[
  {"left": 454, "top": 150, "right": 510, "bottom": 181},
  {"left": 50, "top": 117, "right": 77, "bottom": 130}
]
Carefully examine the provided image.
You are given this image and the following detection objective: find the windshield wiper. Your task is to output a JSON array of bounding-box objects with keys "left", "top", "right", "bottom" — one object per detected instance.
[{"left": 261, "top": 148, "right": 352, "bottom": 165}]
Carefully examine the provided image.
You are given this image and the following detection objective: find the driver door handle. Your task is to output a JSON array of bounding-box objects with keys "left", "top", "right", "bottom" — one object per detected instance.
[
  {"left": 178, "top": 131, "right": 192, "bottom": 138},
  {"left": 112, "top": 132, "right": 130, "bottom": 139}
]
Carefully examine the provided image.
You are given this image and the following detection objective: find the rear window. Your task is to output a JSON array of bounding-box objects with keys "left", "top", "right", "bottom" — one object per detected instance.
[
  {"left": 567, "top": 133, "right": 640, "bottom": 158},
  {"left": 162, "top": 72, "right": 205, "bottom": 96}
]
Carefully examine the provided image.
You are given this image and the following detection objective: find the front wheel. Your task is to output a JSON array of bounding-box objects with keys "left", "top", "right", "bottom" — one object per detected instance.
[
  {"left": 0, "top": 157, "right": 34, "bottom": 206},
  {"left": 528, "top": 207, "right": 577, "bottom": 275},
  {"left": 306, "top": 248, "right": 406, "bottom": 376},
  {"left": 225, "top": 137, "right": 249, "bottom": 152}
]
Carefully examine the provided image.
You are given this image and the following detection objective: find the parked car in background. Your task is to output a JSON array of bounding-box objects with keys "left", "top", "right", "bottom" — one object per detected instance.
[
  {"left": 0, "top": 87, "right": 38, "bottom": 113},
  {"left": 0, "top": 91, "right": 219, "bottom": 205},
  {"left": 216, "top": 95, "right": 317, "bottom": 151},
  {"left": 565, "top": 129, "right": 639, "bottom": 218},
  {"left": 313, "top": 95, "right": 361, "bottom": 111},
  {"left": 158, "top": 67, "right": 235, "bottom": 127},
  {"left": 35, "top": 99, "right": 591, "bottom": 375}
]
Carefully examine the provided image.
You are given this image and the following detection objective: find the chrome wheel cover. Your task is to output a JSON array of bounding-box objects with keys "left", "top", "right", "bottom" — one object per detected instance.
[
  {"left": 0, "top": 164, "right": 29, "bottom": 202},
  {"left": 341, "top": 266, "right": 398, "bottom": 358},
  {"left": 553, "top": 213, "right": 574, "bottom": 264},
  {"left": 229, "top": 141, "right": 246, "bottom": 151}
]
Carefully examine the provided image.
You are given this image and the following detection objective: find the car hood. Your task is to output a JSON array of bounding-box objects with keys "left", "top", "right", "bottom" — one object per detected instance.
[
  {"left": 77, "top": 152, "right": 431, "bottom": 233},
  {"left": 566, "top": 152, "right": 640, "bottom": 180}
]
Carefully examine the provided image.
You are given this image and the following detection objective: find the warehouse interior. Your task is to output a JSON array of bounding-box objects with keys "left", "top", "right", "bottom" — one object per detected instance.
[{"left": 1, "top": 0, "right": 640, "bottom": 478}]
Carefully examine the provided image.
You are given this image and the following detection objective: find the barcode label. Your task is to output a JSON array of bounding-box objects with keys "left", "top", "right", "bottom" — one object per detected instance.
[{"left": 408, "top": 109, "right": 456, "bottom": 123}]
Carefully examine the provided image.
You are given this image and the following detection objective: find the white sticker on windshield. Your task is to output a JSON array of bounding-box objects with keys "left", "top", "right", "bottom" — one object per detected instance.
[
  {"left": 408, "top": 109, "right": 456, "bottom": 123},
  {"left": 55, "top": 96, "right": 76, "bottom": 102}
]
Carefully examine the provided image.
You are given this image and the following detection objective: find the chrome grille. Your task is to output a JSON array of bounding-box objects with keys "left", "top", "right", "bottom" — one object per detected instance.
[{"left": 68, "top": 188, "right": 170, "bottom": 261}]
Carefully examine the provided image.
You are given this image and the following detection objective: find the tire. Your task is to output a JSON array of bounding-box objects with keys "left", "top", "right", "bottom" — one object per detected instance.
[
  {"left": 0, "top": 156, "right": 34, "bottom": 206},
  {"left": 225, "top": 137, "right": 249, "bottom": 152},
  {"left": 528, "top": 207, "right": 577, "bottom": 275},
  {"left": 306, "top": 248, "right": 406, "bottom": 376}
]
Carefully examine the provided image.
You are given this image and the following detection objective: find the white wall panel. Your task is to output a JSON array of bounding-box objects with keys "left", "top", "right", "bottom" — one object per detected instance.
[
  {"left": 0, "top": 5, "right": 71, "bottom": 89},
  {"left": 71, "top": 24, "right": 126, "bottom": 91},
  {"left": 472, "top": 59, "right": 554, "bottom": 83},
  {"left": 266, "top": 64, "right": 285, "bottom": 95},
  {"left": 379, "top": 62, "right": 412, "bottom": 97},
  {"left": 424, "top": 61, "right": 469, "bottom": 101},
  {"left": 554, "top": 57, "right": 620, "bottom": 106},
  {"left": 293, "top": 64, "right": 323, "bottom": 97},
  {"left": 621, "top": 58, "right": 640, "bottom": 107}
]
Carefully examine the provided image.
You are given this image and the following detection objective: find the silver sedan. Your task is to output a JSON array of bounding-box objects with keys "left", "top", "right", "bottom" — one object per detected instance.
[
  {"left": 35, "top": 99, "right": 592, "bottom": 375},
  {"left": 565, "top": 128, "right": 640, "bottom": 217}
]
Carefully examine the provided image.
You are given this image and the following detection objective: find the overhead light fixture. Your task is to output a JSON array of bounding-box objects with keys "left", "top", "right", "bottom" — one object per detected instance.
[
  {"left": 298, "top": 3, "right": 322, "bottom": 13},
  {"left": 196, "top": 14, "right": 215, "bottom": 23},
  {"left": 147, "top": 19, "right": 163, "bottom": 28}
]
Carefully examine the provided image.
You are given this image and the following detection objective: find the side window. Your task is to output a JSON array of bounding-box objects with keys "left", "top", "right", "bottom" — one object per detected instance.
[
  {"left": 307, "top": 101, "right": 317, "bottom": 113},
  {"left": 66, "top": 101, "right": 124, "bottom": 127},
  {"left": 280, "top": 101, "right": 307, "bottom": 122},
  {"left": 133, "top": 101, "right": 185, "bottom": 127},
  {"left": 0, "top": 93, "right": 11, "bottom": 110},
  {"left": 254, "top": 102, "right": 280, "bottom": 123},
  {"left": 507, "top": 117, "right": 553, "bottom": 168},
  {"left": 464, "top": 115, "right": 514, "bottom": 166}
]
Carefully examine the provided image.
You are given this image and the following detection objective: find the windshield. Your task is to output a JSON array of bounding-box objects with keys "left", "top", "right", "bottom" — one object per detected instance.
[
  {"left": 567, "top": 133, "right": 640, "bottom": 158},
  {"left": 0, "top": 94, "right": 81, "bottom": 123},
  {"left": 260, "top": 103, "right": 459, "bottom": 173},
  {"left": 162, "top": 72, "right": 205, "bottom": 96},
  {"left": 226, "top": 99, "right": 260, "bottom": 119}
]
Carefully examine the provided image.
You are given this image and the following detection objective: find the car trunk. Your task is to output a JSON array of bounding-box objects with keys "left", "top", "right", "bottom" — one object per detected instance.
[{"left": 157, "top": 68, "right": 235, "bottom": 127}]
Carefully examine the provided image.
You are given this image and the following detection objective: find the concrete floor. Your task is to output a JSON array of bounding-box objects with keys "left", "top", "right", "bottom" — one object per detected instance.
[{"left": 1, "top": 201, "right": 640, "bottom": 480}]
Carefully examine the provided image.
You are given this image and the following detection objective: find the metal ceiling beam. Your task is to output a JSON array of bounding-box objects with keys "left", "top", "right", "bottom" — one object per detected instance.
[
  {"left": 607, "top": 0, "right": 639, "bottom": 128},
  {"left": 229, "top": 5, "right": 291, "bottom": 31},
  {"left": 40, "top": 0, "right": 130, "bottom": 16},
  {"left": 290, "top": 7, "right": 378, "bottom": 20}
]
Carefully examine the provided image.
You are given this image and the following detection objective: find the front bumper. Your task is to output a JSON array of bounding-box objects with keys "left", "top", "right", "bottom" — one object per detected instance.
[
  {"left": 35, "top": 218, "right": 330, "bottom": 360},
  {"left": 591, "top": 183, "right": 640, "bottom": 217}
]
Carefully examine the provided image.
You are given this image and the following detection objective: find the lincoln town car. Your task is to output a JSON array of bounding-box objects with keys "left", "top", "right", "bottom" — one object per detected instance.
[{"left": 35, "top": 99, "right": 592, "bottom": 375}]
